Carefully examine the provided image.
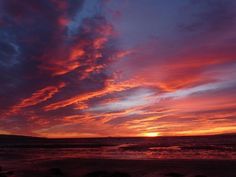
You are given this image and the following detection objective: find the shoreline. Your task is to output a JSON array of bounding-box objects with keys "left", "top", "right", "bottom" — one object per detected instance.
[{"left": 4, "top": 158, "right": 236, "bottom": 177}]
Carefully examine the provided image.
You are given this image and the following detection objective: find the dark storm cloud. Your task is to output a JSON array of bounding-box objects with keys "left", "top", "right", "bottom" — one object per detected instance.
[
  {"left": 179, "top": 0, "right": 236, "bottom": 34},
  {"left": 0, "top": 0, "right": 120, "bottom": 135},
  {"left": 0, "top": 0, "right": 73, "bottom": 109}
]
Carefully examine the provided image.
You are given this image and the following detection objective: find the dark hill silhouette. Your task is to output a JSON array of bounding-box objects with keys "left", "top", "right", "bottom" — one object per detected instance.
[
  {"left": 0, "top": 134, "right": 46, "bottom": 146},
  {"left": 1, "top": 133, "right": 236, "bottom": 141},
  {"left": 0, "top": 134, "right": 43, "bottom": 140}
]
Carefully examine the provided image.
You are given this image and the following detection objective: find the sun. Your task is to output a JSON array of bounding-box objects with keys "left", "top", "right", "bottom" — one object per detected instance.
[{"left": 143, "top": 132, "right": 160, "bottom": 137}]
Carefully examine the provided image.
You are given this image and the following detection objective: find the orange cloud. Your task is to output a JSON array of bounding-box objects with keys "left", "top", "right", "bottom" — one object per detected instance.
[
  {"left": 43, "top": 80, "right": 138, "bottom": 111},
  {"left": 7, "top": 82, "right": 65, "bottom": 115},
  {"left": 39, "top": 17, "right": 114, "bottom": 77}
]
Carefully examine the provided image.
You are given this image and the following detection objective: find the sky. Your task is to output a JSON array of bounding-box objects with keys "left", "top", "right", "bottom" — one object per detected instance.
[{"left": 0, "top": 0, "right": 236, "bottom": 138}]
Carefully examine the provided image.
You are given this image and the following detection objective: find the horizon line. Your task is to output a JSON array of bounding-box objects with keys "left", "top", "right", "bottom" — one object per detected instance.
[{"left": 1, "top": 132, "right": 236, "bottom": 139}]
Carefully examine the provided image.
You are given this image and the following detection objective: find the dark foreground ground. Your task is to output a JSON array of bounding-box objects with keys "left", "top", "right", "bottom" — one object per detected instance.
[{"left": 1, "top": 158, "right": 236, "bottom": 177}]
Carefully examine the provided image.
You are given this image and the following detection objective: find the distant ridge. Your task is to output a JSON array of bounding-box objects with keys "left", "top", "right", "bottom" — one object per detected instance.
[
  {"left": 0, "top": 133, "right": 235, "bottom": 140},
  {"left": 0, "top": 133, "right": 235, "bottom": 149},
  {"left": 213, "top": 132, "right": 236, "bottom": 136},
  {"left": 0, "top": 134, "right": 44, "bottom": 139},
  {"left": 0, "top": 134, "right": 45, "bottom": 143}
]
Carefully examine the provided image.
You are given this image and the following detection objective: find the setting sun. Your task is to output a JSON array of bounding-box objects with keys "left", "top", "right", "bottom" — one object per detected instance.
[{"left": 143, "top": 132, "right": 160, "bottom": 137}]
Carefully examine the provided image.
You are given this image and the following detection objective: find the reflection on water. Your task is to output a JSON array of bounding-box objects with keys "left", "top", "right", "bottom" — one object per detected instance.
[{"left": 0, "top": 135, "right": 236, "bottom": 167}]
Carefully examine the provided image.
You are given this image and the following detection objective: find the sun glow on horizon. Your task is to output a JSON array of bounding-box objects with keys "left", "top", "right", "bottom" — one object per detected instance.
[{"left": 143, "top": 132, "right": 160, "bottom": 137}]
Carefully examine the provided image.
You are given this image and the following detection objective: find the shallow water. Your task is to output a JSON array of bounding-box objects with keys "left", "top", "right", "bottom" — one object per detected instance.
[{"left": 0, "top": 135, "right": 236, "bottom": 168}]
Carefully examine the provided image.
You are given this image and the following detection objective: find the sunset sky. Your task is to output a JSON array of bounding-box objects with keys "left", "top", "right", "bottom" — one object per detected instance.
[{"left": 0, "top": 0, "right": 236, "bottom": 138}]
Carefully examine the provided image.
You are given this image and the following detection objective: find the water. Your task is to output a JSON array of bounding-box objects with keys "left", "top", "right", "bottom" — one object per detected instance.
[{"left": 0, "top": 135, "right": 236, "bottom": 168}]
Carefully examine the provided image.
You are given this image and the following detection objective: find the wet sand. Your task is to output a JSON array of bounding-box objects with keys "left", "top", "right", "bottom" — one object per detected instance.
[{"left": 3, "top": 158, "right": 236, "bottom": 177}]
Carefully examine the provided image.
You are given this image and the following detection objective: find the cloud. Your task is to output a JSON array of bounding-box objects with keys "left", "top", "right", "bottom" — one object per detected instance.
[
  {"left": 0, "top": 0, "right": 236, "bottom": 137},
  {"left": 43, "top": 80, "right": 139, "bottom": 111},
  {"left": 88, "top": 88, "right": 155, "bottom": 112},
  {"left": 5, "top": 82, "right": 65, "bottom": 116},
  {"left": 39, "top": 15, "right": 114, "bottom": 77}
]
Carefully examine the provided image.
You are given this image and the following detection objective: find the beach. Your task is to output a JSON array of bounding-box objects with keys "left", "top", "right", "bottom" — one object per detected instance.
[
  {"left": 1, "top": 158, "right": 236, "bottom": 177},
  {"left": 1, "top": 135, "right": 236, "bottom": 177}
]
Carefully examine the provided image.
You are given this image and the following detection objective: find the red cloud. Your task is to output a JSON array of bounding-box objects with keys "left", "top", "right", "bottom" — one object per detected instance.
[{"left": 5, "top": 82, "right": 65, "bottom": 116}]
